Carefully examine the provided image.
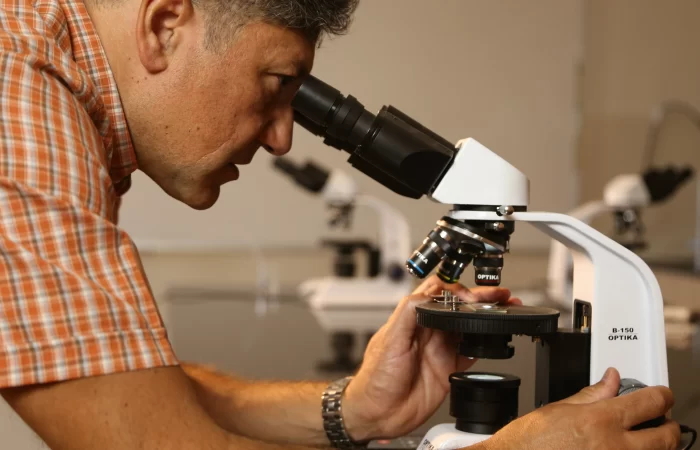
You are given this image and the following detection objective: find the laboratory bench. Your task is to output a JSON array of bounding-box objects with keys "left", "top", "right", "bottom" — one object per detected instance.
[{"left": 144, "top": 249, "right": 700, "bottom": 437}]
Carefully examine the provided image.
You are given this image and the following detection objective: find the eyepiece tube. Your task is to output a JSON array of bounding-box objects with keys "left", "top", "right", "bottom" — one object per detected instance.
[
  {"left": 292, "top": 76, "right": 375, "bottom": 153},
  {"left": 291, "top": 76, "right": 344, "bottom": 131},
  {"left": 292, "top": 75, "right": 457, "bottom": 199}
]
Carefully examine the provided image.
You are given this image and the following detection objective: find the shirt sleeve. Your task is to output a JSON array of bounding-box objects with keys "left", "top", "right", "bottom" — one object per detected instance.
[{"left": 0, "top": 27, "right": 178, "bottom": 388}]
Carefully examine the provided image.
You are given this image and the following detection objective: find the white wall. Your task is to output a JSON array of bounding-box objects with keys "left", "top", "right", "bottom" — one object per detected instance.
[
  {"left": 578, "top": 0, "right": 700, "bottom": 264},
  {"left": 119, "top": 0, "right": 584, "bottom": 253}
]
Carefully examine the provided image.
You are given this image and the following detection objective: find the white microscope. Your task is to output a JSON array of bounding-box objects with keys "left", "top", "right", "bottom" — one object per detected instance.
[
  {"left": 292, "top": 75, "right": 696, "bottom": 449},
  {"left": 272, "top": 156, "right": 414, "bottom": 372}
]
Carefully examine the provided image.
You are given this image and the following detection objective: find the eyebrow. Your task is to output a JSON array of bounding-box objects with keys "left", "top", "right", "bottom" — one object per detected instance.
[{"left": 292, "top": 59, "right": 312, "bottom": 78}]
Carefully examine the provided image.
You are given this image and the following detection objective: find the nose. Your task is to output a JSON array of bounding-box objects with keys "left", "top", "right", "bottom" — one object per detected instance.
[{"left": 260, "top": 106, "right": 294, "bottom": 156}]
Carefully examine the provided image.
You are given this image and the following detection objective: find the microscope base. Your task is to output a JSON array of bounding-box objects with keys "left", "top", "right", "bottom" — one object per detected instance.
[
  {"left": 300, "top": 275, "right": 413, "bottom": 331},
  {"left": 299, "top": 276, "right": 413, "bottom": 308},
  {"left": 417, "top": 424, "right": 490, "bottom": 450}
]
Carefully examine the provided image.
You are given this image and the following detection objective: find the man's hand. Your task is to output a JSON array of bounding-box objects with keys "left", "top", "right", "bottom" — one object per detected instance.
[
  {"left": 342, "top": 275, "right": 522, "bottom": 441},
  {"left": 482, "top": 368, "right": 680, "bottom": 450}
]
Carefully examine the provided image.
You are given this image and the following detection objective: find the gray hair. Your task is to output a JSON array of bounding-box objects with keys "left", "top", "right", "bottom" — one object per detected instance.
[{"left": 197, "top": 0, "right": 360, "bottom": 48}]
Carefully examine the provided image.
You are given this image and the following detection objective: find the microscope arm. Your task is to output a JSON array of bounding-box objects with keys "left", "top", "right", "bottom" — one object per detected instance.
[
  {"left": 451, "top": 209, "right": 668, "bottom": 388},
  {"left": 546, "top": 200, "right": 610, "bottom": 305}
]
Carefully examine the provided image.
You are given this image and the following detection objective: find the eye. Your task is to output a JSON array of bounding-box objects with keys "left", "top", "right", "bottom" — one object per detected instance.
[{"left": 276, "top": 74, "right": 296, "bottom": 88}]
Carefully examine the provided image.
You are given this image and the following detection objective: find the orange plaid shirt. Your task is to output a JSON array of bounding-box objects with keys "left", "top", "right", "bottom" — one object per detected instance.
[{"left": 0, "top": 0, "right": 178, "bottom": 387}]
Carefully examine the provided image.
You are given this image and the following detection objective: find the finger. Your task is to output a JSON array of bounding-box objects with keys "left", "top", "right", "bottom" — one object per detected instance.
[
  {"left": 507, "top": 296, "right": 523, "bottom": 305},
  {"left": 412, "top": 275, "right": 478, "bottom": 298},
  {"left": 558, "top": 367, "right": 620, "bottom": 404},
  {"left": 411, "top": 275, "right": 513, "bottom": 305},
  {"left": 424, "top": 330, "right": 459, "bottom": 365},
  {"left": 625, "top": 420, "right": 681, "bottom": 450},
  {"left": 384, "top": 294, "right": 432, "bottom": 341},
  {"left": 412, "top": 275, "right": 451, "bottom": 295},
  {"left": 462, "top": 286, "right": 512, "bottom": 304},
  {"left": 413, "top": 277, "right": 468, "bottom": 298},
  {"left": 608, "top": 386, "right": 675, "bottom": 430}
]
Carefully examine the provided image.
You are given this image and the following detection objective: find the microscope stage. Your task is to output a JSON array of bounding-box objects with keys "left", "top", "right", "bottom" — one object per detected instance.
[{"left": 416, "top": 301, "right": 560, "bottom": 336}]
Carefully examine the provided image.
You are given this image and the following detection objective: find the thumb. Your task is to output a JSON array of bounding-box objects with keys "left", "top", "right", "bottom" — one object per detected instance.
[
  {"left": 385, "top": 294, "right": 430, "bottom": 341},
  {"left": 558, "top": 367, "right": 620, "bottom": 405}
]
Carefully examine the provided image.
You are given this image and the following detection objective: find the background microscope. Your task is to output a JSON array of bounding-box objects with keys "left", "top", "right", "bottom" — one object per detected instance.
[
  {"left": 546, "top": 164, "right": 693, "bottom": 310},
  {"left": 543, "top": 100, "right": 699, "bottom": 344},
  {"left": 272, "top": 156, "right": 414, "bottom": 373},
  {"left": 642, "top": 100, "right": 700, "bottom": 273}
]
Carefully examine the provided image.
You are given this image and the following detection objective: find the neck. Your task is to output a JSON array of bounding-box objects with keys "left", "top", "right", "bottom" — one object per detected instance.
[{"left": 82, "top": 0, "right": 140, "bottom": 101}]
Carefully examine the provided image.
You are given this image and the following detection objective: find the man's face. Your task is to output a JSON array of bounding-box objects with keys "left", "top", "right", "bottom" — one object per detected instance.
[{"left": 131, "top": 20, "right": 315, "bottom": 209}]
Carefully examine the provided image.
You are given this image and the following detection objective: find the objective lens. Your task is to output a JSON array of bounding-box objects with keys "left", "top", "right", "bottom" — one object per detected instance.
[
  {"left": 437, "top": 255, "right": 473, "bottom": 284},
  {"left": 406, "top": 239, "right": 444, "bottom": 279},
  {"left": 474, "top": 253, "right": 504, "bottom": 286}
]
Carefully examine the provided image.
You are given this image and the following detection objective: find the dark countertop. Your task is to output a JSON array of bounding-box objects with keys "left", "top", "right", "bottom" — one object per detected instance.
[{"left": 165, "top": 287, "right": 700, "bottom": 437}]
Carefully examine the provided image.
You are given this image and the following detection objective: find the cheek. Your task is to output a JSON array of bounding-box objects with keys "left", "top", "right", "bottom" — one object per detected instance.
[
  {"left": 192, "top": 70, "right": 272, "bottom": 156},
  {"left": 218, "top": 108, "right": 265, "bottom": 147},
  {"left": 221, "top": 93, "right": 271, "bottom": 142}
]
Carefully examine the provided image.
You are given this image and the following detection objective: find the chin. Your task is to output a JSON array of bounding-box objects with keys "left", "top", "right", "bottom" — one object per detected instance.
[{"left": 180, "top": 186, "right": 221, "bottom": 210}]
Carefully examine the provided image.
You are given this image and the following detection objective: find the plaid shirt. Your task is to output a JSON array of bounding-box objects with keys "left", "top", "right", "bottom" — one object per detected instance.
[{"left": 0, "top": 0, "right": 177, "bottom": 387}]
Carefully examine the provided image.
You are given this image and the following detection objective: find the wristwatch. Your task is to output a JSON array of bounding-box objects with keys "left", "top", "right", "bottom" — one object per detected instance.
[{"left": 321, "top": 376, "right": 368, "bottom": 449}]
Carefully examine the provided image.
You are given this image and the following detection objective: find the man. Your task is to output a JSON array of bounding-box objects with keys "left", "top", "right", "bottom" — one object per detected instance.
[{"left": 0, "top": 0, "right": 681, "bottom": 448}]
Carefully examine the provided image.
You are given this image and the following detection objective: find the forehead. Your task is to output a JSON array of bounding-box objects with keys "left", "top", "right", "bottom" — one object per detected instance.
[{"left": 233, "top": 22, "right": 315, "bottom": 74}]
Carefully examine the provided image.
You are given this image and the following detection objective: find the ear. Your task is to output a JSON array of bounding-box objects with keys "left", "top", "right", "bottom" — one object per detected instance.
[{"left": 135, "top": 0, "right": 194, "bottom": 73}]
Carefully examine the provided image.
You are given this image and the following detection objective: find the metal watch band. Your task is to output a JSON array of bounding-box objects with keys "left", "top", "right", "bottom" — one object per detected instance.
[{"left": 321, "top": 376, "right": 367, "bottom": 449}]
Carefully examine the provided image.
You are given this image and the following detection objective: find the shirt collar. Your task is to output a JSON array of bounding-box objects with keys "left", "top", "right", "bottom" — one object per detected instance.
[{"left": 58, "top": 0, "right": 138, "bottom": 193}]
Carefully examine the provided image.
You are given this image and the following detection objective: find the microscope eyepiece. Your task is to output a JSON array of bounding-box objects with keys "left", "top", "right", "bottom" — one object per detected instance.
[
  {"left": 292, "top": 76, "right": 375, "bottom": 152},
  {"left": 292, "top": 75, "right": 457, "bottom": 199},
  {"left": 291, "top": 75, "right": 343, "bottom": 129}
]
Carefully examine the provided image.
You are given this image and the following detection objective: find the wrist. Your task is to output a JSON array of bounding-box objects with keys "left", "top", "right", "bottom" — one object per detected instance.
[
  {"left": 340, "top": 379, "right": 381, "bottom": 442},
  {"left": 322, "top": 376, "right": 382, "bottom": 448}
]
